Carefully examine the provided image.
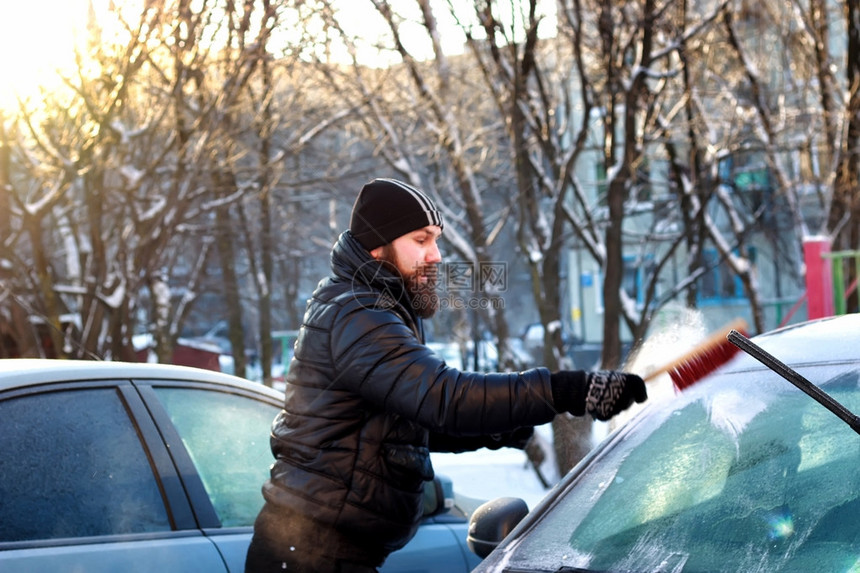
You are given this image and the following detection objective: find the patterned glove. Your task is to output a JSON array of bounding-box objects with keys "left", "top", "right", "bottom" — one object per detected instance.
[
  {"left": 550, "top": 370, "right": 647, "bottom": 421},
  {"left": 584, "top": 371, "right": 647, "bottom": 421}
]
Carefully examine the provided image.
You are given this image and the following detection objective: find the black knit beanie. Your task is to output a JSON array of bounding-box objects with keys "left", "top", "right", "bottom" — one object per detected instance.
[{"left": 349, "top": 178, "right": 444, "bottom": 251}]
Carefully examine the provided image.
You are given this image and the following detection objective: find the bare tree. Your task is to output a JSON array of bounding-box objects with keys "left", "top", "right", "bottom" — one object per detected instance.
[
  {"left": 312, "top": 0, "right": 524, "bottom": 369},
  {"left": 0, "top": 1, "right": 283, "bottom": 362},
  {"left": 713, "top": 0, "right": 860, "bottom": 316},
  {"left": 0, "top": 4, "right": 179, "bottom": 360},
  {"left": 828, "top": 0, "right": 860, "bottom": 307}
]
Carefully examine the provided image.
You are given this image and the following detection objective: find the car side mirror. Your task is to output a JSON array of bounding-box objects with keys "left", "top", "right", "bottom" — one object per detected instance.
[{"left": 467, "top": 497, "right": 529, "bottom": 558}]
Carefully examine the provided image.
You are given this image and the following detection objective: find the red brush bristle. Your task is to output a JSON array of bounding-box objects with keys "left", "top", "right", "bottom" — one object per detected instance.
[{"left": 669, "top": 330, "right": 747, "bottom": 391}]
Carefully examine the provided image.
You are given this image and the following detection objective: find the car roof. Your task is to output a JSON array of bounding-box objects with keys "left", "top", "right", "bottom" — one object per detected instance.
[
  {"left": 720, "top": 313, "right": 860, "bottom": 373},
  {"left": 0, "top": 358, "right": 284, "bottom": 399}
]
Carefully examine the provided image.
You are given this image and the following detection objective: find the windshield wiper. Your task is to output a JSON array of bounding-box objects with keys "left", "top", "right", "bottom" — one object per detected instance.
[{"left": 728, "top": 329, "right": 860, "bottom": 435}]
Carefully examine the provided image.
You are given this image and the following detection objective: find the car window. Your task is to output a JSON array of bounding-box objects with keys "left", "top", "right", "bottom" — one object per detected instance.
[
  {"left": 0, "top": 388, "right": 171, "bottom": 542},
  {"left": 152, "top": 387, "right": 278, "bottom": 527},
  {"left": 511, "top": 365, "right": 860, "bottom": 572}
]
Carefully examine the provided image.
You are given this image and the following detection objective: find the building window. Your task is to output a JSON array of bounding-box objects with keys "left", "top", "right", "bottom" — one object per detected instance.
[
  {"left": 698, "top": 248, "right": 754, "bottom": 303},
  {"left": 595, "top": 162, "right": 608, "bottom": 206},
  {"left": 623, "top": 255, "right": 657, "bottom": 308},
  {"left": 594, "top": 159, "right": 653, "bottom": 205}
]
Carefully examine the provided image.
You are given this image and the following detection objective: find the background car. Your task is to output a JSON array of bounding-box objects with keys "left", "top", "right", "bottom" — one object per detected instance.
[
  {"left": 0, "top": 359, "right": 482, "bottom": 573},
  {"left": 469, "top": 313, "right": 860, "bottom": 572}
]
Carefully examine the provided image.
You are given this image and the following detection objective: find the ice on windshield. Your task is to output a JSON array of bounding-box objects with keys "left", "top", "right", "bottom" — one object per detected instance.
[{"left": 508, "top": 364, "right": 860, "bottom": 572}]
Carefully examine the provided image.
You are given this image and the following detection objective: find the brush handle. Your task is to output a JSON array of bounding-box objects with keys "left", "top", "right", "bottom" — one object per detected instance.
[{"left": 727, "top": 329, "right": 860, "bottom": 435}]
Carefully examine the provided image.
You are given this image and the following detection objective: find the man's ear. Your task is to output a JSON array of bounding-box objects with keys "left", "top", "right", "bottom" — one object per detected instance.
[{"left": 369, "top": 246, "right": 383, "bottom": 260}]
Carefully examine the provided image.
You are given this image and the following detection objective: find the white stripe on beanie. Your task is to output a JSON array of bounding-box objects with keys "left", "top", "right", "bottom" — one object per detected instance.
[{"left": 377, "top": 178, "right": 442, "bottom": 227}]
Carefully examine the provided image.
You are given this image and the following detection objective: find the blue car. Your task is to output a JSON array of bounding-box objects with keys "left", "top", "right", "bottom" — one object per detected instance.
[{"left": 0, "top": 359, "right": 483, "bottom": 572}]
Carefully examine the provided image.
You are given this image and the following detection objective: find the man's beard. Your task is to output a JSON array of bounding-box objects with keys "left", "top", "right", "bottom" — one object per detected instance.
[{"left": 377, "top": 245, "right": 440, "bottom": 319}]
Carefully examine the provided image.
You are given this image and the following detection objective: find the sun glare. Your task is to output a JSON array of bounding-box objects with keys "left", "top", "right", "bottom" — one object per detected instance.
[{"left": 0, "top": 0, "right": 95, "bottom": 110}]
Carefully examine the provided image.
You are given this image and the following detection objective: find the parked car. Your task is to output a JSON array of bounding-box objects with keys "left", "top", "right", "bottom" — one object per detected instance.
[
  {"left": 461, "top": 338, "right": 534, "bottom": 371},
  {"left": 0, "top": 359, "right": 482, "bottom": 573},
  {"left": 469, "top": 314, "right": 860, "bottom": 572}
]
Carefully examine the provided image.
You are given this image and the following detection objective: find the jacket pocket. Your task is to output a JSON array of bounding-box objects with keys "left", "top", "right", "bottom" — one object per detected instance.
[{"left": 381, "top": 443, "right": 434, "bottom": 486}]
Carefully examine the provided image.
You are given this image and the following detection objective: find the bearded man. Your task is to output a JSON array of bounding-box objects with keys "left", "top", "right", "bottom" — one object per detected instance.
[{"left": 245, "top": 178, "right": 647, "bottom": 572}]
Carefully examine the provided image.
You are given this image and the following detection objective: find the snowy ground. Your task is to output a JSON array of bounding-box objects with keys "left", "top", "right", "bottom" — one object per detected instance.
[
  {"left": 431, "top": 448, "right": 553, "bottom": 510},
  {"left": 430, "top": 424, "right": 562, "bottom": 511}
]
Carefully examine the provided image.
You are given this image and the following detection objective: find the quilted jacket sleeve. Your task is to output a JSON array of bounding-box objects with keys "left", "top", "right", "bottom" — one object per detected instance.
[
  {"left": 330, "top": 298, "right": 558, "bottom": 436},
  {"left": 428, "top": 426, "right": 535, "bottom": 453}
]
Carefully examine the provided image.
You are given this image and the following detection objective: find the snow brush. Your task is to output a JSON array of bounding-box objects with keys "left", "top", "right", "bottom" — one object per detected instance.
[
  {"left": 727, "top": 329, "right": 860, "bottom": 435},
  {"left": 644, "top": 318, "right": 749, "bottom": 391}
]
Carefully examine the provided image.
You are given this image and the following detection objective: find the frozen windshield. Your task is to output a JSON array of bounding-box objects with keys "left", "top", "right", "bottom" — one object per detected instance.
[{"left": 509, "top": 363, "right": 860, "bottom": 572}]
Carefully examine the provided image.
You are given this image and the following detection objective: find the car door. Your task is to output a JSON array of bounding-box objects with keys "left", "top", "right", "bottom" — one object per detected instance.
[
  {"left": 381, "top": 518, "right": 482, "bottom": 572},
  {"left": 132, "top": 379, "right": 283, "bottom": 573},
  {"left": 0, "top": 379, "right": 229, "bottom": 573},
  {"left": 134, "top": 378, "right": 482, "bottom": 573}
]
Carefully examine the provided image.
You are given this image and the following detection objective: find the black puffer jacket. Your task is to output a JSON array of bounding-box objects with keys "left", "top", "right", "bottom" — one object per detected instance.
[{"left": 263, "top": 231, "right": 558, "bottom": 559}]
